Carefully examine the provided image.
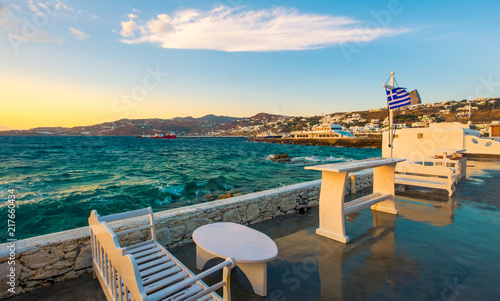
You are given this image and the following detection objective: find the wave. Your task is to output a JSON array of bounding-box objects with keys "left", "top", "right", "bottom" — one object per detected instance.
[
  {"left": 157, "top": 176, "right": 234, "bottom": 199},
  {"left": 155, "top": 196, "right": 173, "bottom": 205},
  {"left": 291, "top": 156, "right": 353, "bottom": 163},
  {"left": 159, "top": 184, "right": 185, "bottom": 196},
  {"left": 266, "top": 154, "right": 353, "bottom": 163}
]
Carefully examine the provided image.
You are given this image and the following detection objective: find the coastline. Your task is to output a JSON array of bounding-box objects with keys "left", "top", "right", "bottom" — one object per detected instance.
[{"left": 247, "top": 137, "right": 382, "bottom": 148}]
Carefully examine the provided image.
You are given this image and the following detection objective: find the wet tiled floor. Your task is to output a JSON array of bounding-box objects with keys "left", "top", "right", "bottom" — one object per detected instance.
[{"left": 8, "top": 159, "right": 500, "bottom": 301}]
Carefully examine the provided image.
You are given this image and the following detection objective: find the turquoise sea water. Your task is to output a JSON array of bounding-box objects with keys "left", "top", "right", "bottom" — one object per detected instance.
[{"left": 0, "top": 137, "right": 380, "bottom": 240}]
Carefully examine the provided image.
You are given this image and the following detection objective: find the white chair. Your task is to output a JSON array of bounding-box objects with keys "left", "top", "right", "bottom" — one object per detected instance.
[
  {"left": 395, "top": 162, "right": 457, "bottom": 196},
  {"left": 89, "top": 207, "right": 236, "bottom": 301}
]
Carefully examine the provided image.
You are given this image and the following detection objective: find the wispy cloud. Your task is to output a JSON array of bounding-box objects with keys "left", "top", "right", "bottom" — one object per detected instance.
[
  {"left": 119, "top": 6, "right": 410, "bottom": 52},
  {"left": 70, "top": 27, "right": 90, "bottom": 40},
  {"left": 1, "top": 0, "right": 75, "bottom": 43},
  {"left": 10, "top": 5, "right": 22, "bottom": 12}
]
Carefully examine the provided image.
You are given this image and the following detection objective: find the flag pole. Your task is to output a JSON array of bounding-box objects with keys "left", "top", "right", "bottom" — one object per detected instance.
[{"left": 389, "top": 71, "right": 394, "bottom": 159}]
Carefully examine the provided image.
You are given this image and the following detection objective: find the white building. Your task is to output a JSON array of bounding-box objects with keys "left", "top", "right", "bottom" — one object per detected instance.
[{"left": 382, "top": 122, "right": 500, "bottom": 159}]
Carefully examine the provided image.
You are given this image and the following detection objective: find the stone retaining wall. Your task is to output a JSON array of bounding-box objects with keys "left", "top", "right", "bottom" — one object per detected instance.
[{"left": 0, "top": 172, "right": 373, "bottom": 299}]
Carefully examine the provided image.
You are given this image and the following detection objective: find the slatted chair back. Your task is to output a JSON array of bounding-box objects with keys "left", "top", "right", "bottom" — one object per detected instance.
[
  {"left": 89, "top": 209, "right": 150, "bottom": 301},
  {"left": 89, "top": 207, "right": 236, "bottom": 301}
]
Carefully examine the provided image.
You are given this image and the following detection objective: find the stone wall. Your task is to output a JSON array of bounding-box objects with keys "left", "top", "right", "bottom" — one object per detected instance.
[{"left": 0, "top": 172, "right": 373, "bottom": 299}]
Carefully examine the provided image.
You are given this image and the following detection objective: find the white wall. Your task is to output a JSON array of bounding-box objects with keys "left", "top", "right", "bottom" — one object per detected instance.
[
  {"left": 383, "top": 124, "right": 500, "bottom": 159},
  {"left": 383, "top": 127, "right": 465, "bottom": 160}
]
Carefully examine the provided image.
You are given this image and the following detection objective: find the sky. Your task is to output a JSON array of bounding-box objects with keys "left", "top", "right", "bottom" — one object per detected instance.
[{"left": 1, "top": 0, "right": 500, "bottom": 130}]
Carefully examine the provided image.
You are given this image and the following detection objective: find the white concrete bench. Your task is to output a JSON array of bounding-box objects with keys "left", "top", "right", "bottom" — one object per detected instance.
[
  {"left": 395, "top": 162, "right": 457, "bottom": 196},
  {"left": 305, "top": 158, "right": 405, "bottom": 243},
  {"left": 89, "top": 207, "right": 236, "bottom": 301},
  {"left": 412, "top": 157, "right": 466, "bottom": 184},
  {"left": 349, "top": 169, "right": 373, "bottom": 194}
]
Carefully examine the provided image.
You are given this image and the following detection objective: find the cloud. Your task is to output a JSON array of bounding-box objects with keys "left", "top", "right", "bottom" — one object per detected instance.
[
  {"left": 1, "top": 0, "right": 76, "bottom": 43},
  {"left": 70, "top": 27, "right": 90, "bottom": 40},
  {"left": 120, "top": 14, "right": 137, "bottom": 37},
  {"left": 10, "top": 5, "right": 22, "bottom": 12},
  {"left": 119, "top": 6, "right": 410, "bottom": 52}
]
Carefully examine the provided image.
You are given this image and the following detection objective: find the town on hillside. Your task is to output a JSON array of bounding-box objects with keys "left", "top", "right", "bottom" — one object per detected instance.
[{"left": 1, "top": 98, "right": 499, "bottom": 138}]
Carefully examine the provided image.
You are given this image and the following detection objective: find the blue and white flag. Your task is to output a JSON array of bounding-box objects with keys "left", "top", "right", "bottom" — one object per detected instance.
[{"left": 386, "top": 87, "right": 411, "bottom": 109}]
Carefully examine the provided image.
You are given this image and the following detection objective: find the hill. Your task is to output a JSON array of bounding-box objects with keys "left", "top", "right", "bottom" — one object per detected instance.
[{"left": 1, "top": 98, "right": 498, "bottom": 136}]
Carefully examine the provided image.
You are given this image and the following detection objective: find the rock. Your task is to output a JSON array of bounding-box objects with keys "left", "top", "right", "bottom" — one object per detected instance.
[
  {"left": 202, "top": 193, "right": 217, "bottom": 201},
  {"left": 157, "top": 229, "right": 173, "bottom": 246},
  {"left": 246, "top": 203, "right": 260, "bottom": 222},
  {"left": 29, "top": 261, "right": 73, "bottom": 280},
  {"left": 217, "top": 192, "right": 233, "bottom": 200},
  {"left": 159, "top": 225, "right": 185, "bottom": 247},
  {"left": 130, "top": 229, "right": 145, "bottom": 243},
  {"left": 62, "top": 242, "right": 79, "bottom": 253},
  {"left": 279, "top": 197, "right": 296, "bottom": 212},
  {"left": 74, "top": 244, "right": 92, "bottom": 270},
  {"left": 26, "top": 281, "right": 39, "bottom": 288},
  {"left": 185, "top": 218, "right": 209, "bottom": 234},
  {"left": 222, "top": 209, "right": 242, "bottom": 223},
  {"left": 271, "top": 153, "right": 291, "bottom": 162},
  {"left": 64, "top": 251, "right": 78, "bottom": 261},
  {"left": 0, "top": 262, "right": 19, "bottom": 293},
  {"left": 21, "top": 248, "right": 64, "bottom": 270},
  {"left": 20, "top": 265, "right": 36, "bottom": 280}
]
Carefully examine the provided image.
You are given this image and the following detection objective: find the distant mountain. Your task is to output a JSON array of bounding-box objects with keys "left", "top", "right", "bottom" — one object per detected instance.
[
  {"left": 198, "top": 114, "right": 240, "bottom": 124},
  {"left": 1, "top": 98, "right": 498, "bottom": 137},
  {"left": 0, "top": 115, "right": 252, "bottom": 137},
  {"left": 249, "top": 112, "right": 284, "bottom": 120}
]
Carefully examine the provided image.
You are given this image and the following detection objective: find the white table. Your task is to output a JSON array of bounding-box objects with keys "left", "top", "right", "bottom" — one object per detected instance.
[
  {"left": 193, "top": 222, "right": 278, "bottom": 296},
  {"left": 305, "top": 157, "right": 405, "bottom": 243}
]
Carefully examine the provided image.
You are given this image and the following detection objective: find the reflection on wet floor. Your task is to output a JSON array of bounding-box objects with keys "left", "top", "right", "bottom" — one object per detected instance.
[
  {"left": 397, "top": 195, "right": 457, "bottom": 226},
  {"left": 7, "top": 160, "right": 500, "bottom": 300}
]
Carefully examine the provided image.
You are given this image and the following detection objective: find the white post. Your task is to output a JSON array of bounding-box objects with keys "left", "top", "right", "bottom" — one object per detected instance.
[{"left": 389, "top": 71, "right": 394, "bottom": 159}]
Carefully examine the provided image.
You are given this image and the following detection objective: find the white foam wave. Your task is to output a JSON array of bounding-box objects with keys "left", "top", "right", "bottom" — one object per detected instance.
[
  {"left": 156, "top": 196, "right": 173, "bottom": 205},
  {"left": 159, "top": 184, "right": 185, "bottom": 196},
  {"left": 291, "top": 156, "right": 353, "bottom": 163}
]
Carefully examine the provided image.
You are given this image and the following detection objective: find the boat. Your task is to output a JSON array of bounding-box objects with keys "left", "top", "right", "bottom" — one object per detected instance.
[
  {"left": 256, "top": 132, "right": 283, "bottom": 138},
  {"left": 290, "top": 123, "right": 356, "bottom": 139},
  {"left": 152, "top": 133, "right": 177, "bottom": 139}
]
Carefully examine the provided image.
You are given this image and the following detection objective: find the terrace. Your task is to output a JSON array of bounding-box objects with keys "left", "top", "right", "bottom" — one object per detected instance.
[{"left": 6, "top": 159, "right": 500, "bottom": 301}]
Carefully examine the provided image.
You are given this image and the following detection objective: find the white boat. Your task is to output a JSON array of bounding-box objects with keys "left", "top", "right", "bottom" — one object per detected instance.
[
  {"left": 256, "top": 132, "right": 282, "bottom": 138},
  {"left": 290, "top": 124, "right": 356, "bottom": 139}
]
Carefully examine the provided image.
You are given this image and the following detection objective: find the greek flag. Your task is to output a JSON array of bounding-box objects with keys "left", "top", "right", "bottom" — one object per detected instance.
[{"left": 386, "top": 87, "right": 411, "bottom": 109}]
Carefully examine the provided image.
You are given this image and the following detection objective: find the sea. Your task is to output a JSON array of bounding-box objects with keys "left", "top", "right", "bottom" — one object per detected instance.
[{"left": 0, "top": 136, "right": 380, "bottom": 240}]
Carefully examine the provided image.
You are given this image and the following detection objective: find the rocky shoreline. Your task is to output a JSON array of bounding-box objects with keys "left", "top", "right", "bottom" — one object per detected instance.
[{"left": 247, "top": 137, "right": 382, "bottom": 148}]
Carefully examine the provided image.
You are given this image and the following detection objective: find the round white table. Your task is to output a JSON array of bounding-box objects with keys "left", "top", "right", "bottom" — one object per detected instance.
[{"left": 192, "top": 222, "right": 278, "bottom": 296}]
